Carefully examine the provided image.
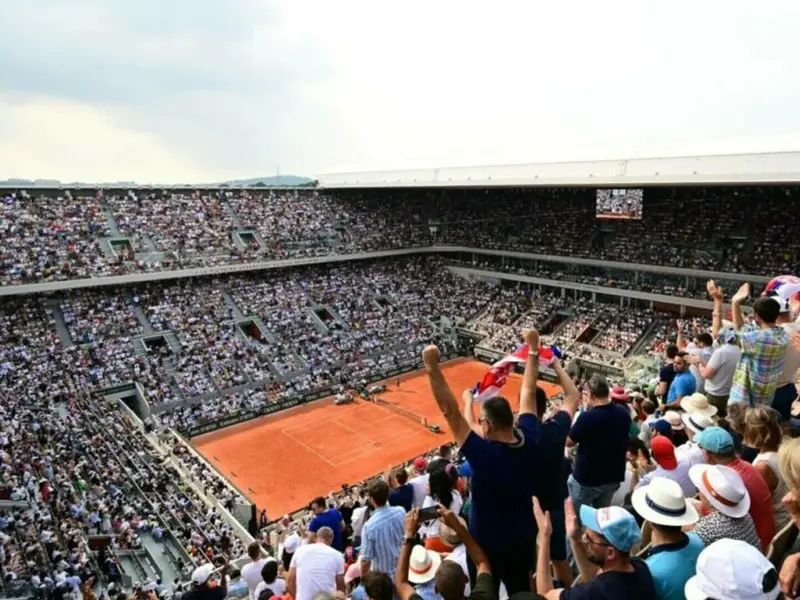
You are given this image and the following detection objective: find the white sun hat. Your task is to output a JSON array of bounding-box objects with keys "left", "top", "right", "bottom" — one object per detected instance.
[
  {"left": 631, "top": 477, "right": 699, "bottom": 528},
  {"left": 685, "top": 538, "right": 780, "bottom": 600},
  {"left": 407, "top": 545, "right": 441, "bottom": 584},
  {"left": 681, "top": 412, "right": 715, "bottom": 435},
  {"left": 689, "top": 464, "right": 750, "bottom": 518},
  {"left": 680, "top": 392, "right": 719, "bottom": 418},
  {"left": 664, "top": 410, "right": 685, "bottom": 431}
]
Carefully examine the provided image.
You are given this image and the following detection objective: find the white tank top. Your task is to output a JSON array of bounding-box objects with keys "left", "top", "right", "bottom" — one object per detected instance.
[
  {"left": 753, "top": 451, "right": 791, "bottom": 529},
  {"left": 779, "top": 322, "right": 800, "bottom": 386}
]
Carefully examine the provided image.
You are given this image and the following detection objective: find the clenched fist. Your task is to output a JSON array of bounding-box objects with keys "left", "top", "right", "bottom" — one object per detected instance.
[{"left": 422, "top": 345, "right": 441, "bottom": 369}]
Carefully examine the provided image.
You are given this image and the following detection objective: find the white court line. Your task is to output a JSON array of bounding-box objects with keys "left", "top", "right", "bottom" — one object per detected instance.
[
  {"left": 282, "top": 429, "right": 338, "bottom": 468},
  {"left": 330, "top": 427, "right": 432, "bottom": 468}
]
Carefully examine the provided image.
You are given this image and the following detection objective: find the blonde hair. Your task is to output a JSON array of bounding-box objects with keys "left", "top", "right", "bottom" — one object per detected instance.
[
  {"left": 726, "top": 402, "right": 747, "bottom": 433},
  {"left": 743, "top": 406, "right": 782, "bottom": 451},
  {"left": 779, "top": 438, "right": 800, "bottom": 492}
]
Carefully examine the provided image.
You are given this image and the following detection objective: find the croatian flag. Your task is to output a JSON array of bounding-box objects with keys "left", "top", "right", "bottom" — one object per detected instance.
[{"left": 472, "top": 344, "right": 562, "bottom": 403}]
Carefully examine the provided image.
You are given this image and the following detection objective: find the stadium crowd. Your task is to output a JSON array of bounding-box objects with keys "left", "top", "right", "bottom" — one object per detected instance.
[
  {"left": 3, "top": 187, "right": 800, "bottom": 286},
  {"left": 5, "top": 184, "right": 800, "bottom": 600}
]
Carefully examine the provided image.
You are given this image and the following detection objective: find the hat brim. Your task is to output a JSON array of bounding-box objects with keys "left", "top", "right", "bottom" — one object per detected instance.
[
  {"left": 631, "top": 487, "right": 699, "bottom": 527},
  {"left": 681, "top": 413, "right": 705, "bottom": 434},
  {"left": 683, "top": 575, "right": 707, "bottom": 600},
  {"left": 680, "top": 397, "right": 718, "bottom": 418},
  {"left": 689, "top": 464, "right": 750, "bottom": 518},
  {"left": 407, "top": 551, "right": 442, "bottom": 584}
]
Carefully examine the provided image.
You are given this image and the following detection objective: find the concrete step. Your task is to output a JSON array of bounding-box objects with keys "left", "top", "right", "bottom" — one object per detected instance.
[{"left": 46, "top": 302, "right": 75, "bottom": 348}]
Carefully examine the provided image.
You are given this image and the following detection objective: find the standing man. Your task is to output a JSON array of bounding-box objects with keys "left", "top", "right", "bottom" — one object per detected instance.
[
  {"left": 360, "top": 480, "right": 406, "bottom": 580},
  {"left": 422, "top": 343, "right": 539, "bottom": 595},
  {"left": 566, "top": 375, "right": 630, "bottom": 517},
  {"left": 307, "top": 497, "right": 345, "bottom": 551},
  {"left": 287, "top": 527, "right": 345, "bottom": 600},
  {"left": 729, "top": 283, "right": 789, "bottom": 408}
]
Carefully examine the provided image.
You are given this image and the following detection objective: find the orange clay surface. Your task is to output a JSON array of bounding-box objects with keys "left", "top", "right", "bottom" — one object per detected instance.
[{"left": 192, "top": 358, "right": 562, "bottom": 518}]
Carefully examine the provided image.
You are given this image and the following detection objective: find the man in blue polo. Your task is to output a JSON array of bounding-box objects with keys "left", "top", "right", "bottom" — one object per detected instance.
[
  {"left": 307, "top": 496, "right": 345, "bottom": 550},
  {"left": 662, "top": 353, "right": 696, "bottom": 411}
]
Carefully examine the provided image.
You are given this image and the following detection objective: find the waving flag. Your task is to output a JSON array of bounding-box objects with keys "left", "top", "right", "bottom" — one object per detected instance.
[{"left": 472, "top": 344, "right": 563, "bottom": 403}]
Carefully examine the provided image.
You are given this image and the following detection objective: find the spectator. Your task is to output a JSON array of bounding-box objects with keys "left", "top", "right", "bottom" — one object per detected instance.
[
  {"left": 523, "top": 328, "right": 580, "bottom": 588},
  {"left": 287, "top": 526, "right": 345, "bottom": 600},
  {"left": 361, "top": 572, "right": 394, "bottom": 600},
  {"left": 770, "top": 294, "right": 800, "bottom": 426},
  {"left": 409, "top": 459, "right": 430, "bottom": 509},
  {"left": 729, "top": 284, "right": 788, "bottom": 407},
  {"left": 389, "top": 468, "right": 414, "bottom": 513},
  {"left": 676, "top": 412, "right": 714, "bottom": 467},
  {"left": 533, "top": 499, "right": 655, "bottom": 599},
  {"left": 724, "top": 402, "right": 759, "bottom": 463},
  {"left": 694, "top": 426, "right": 775, "bottom": 550},
  {"left": 656, "top": 344, "right": 680, "bottom": 400},
  {"left": 567, "top": 375, "right": 631, "bottom": 517},
  {"left": 688, "top": 464, "right": 760, "bottom": 548},
  {"left": 634, "top": 437, "right": 695, "bottom": 498},
  {"left": 684, "top": 539, "right": 782, "bottom": 600},
  {"left": 241, "top": 542, "right": 268, "bottom": 600},
  {"left": 778, "top": 438, "right": 800, "bottom": 596},
  {"left": 422, "top": 344, "right": 538, "bottom": 595},
  {"left": 227, "top": 570, "right": 250, "bottom": 599},
  {"left": 184, "top": 563, "right": 228, "bottom": 600},
  {"left": 420, "top": 470, "right": 463, "bottom": 552},
  {"left": 308, "top": 497, "right": 345, "bottom": 551},
  {"left": 631, "top": 478, "right": 703, "bottom": 600},
  {"left": 744, "top": 407, "right": 791, "bottom": 529},
  {"left": 662, "top": 353, "right": 696, "bottom": 411},
  {"left": 427, "top": 446, "right": 453, "bottom": 474},
  {"left": 693, "top": 325, "right": 740, "bottom": 419},
  {"left": 253, "top": 560, "right": 286, "bottom": 599},
  {"left": 360, "top": 480, "right": 405, "bottom": 579}
]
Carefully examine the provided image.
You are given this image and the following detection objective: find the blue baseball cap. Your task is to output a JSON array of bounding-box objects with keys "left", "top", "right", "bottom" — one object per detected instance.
[
  {"left": 648, "top": 419, "right": 671, "bottom": 436},
  {"left": 458, "top": 461, "right": 472, "bottom": 478},
  {"left": 580, "top": 505, "right": 641, "bottom": 553},
  {"left": 695, "top": 426, "right": 735, "bottom": 454}
]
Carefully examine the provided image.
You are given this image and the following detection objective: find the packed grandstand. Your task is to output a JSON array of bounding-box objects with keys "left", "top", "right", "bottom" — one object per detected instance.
[{"left": 3, "top": 170, "right": 800, "bottom": 600}]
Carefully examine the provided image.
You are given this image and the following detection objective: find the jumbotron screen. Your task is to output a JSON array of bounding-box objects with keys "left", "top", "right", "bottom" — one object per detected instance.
[{"left": 595, "top": 188, "right": 643, "bottom": 220}]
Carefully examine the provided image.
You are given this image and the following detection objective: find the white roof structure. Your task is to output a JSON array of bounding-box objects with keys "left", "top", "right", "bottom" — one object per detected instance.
[{"left": 317, "top": 139, "right": 800, "bottom": 189}]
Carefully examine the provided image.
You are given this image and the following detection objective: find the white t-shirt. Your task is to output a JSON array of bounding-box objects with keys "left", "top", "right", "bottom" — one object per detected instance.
[
  {"left": 351, "top": 505, "right": 368, "bottom": 538},
  {"left": 686, "top": 343, "right": 713, "bottom": 392},
  {"left": 445, "top": 545, "right": 471, "bottom": 595},
  {"left": 241, "top": 558, "right": 268, "bottom": 600},
  {"left": 704, "top": 343, "right": 741, "bottom": 396},
  {"left": 254, "top": 578, "right": 287, "bottom": 599},
  {"left": 420, "top": 492, "right": 463, "bottom": 538},
  {"left": 409, "top": 474, "right": 429, "bottom": 508},
  {"left": 779, "top": 322, "right": 800, "bottom": 386},
  {"left": 290, "top": 543, "right": 344, "bottom": 600}
]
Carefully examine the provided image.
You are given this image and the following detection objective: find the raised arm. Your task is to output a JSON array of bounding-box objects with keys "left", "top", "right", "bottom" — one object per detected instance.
[
  {"left": 731, "top": 282, "right": 750, "bottom": 332},
  {"left": 395, "top": 509, "right": 420, "bottom": 600},
  {"left": 438, "top": 505, "right": 490, "bottom": 575},
  {"left": 552, "top": 358, "right": 579, "bottom": 420},
  {"left": 707, "top": 279, "right": 724, "bottom": 339},
  {"left": 423, "top": 345, "right": 472, "bottom": 445},
  {"left": 519, "top": 329, "right": 540, "bottom": 416}
]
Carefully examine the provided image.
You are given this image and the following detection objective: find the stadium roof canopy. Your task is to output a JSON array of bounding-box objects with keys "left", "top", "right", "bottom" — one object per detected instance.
[{"left": 317, "top": 141, "right": 800, "bottom": 189}]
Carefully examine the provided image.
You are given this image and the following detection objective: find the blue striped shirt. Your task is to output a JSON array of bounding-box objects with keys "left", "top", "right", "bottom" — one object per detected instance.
[{"left": 360, "top": 505, "right": 406, "bottom": 577}]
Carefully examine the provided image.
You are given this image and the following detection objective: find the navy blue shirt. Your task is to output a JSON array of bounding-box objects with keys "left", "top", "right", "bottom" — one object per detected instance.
[
  {"left": 533, "top": 411, "right": 572, "bottom": 511},
  {"left": 388, "top": 484, "right": 414, "bottom": 512},
  {"left": 460, "top": 413, "right": 540, "bottom": 550},
  {"left": 308, "top": 508, "right": 344, "bottom": 550},
  {"left": 561, "top": 557, "right": 655, "bottom": 600},
  {"left": 569, "top": 403, "right": 630, "bottom": 487}
]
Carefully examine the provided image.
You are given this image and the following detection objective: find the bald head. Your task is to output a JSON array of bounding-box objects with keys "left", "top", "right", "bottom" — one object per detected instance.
[{"left": 316, "top": 526, "right": 334, "bottom": 544}]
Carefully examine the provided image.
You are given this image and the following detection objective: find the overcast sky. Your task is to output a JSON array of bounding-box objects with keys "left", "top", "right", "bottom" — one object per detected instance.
[{"left": 1, "top": 0, "right": 799, "bottom": 183}]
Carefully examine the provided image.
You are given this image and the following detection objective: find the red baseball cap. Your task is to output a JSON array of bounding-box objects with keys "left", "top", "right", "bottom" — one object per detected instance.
[
  {"left": 413, "top": 457, "right": 428, "bottom": 471},
  {"left": 651, "top": 436, "right": 678, "bottom": 470}
]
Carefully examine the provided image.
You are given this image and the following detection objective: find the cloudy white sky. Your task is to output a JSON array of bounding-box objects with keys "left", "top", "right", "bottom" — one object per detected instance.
[{"left": 1, "top": 0, "right": 799, "bottom": 183}]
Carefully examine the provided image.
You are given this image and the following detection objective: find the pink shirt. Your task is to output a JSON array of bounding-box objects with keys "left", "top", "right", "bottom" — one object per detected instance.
[{"left": 728, "top": 458, "right": 776, "bottom": 550}]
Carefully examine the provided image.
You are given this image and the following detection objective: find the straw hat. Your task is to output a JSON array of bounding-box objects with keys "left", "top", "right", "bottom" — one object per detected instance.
[
  {"left": 664, "top": 410, "right": 685, "bottom": 431},
  {"left": 689, "top": 465, "right": 750, "bottom": 518},
  {"left": 680, "top": 393, "right": 718, "bottom": 418},
  {"left": 682, "top": 412, "right": 714, "bottom": 435},
  {"left": 407, "top": 546, "right": 441, "bottom": 584},
  {"left": 631, "top": 477, "right": 699, "bottom": 527}
]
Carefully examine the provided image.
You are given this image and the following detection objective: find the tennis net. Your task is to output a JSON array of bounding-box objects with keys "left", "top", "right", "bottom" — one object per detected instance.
[{"left": 372, "top": 396, "right": 427, "bottom": 427}]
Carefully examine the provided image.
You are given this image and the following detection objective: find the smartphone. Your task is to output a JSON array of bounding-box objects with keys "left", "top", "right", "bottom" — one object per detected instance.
[{"left": 419, "top": 506, "right": 440, "bottom": 522}]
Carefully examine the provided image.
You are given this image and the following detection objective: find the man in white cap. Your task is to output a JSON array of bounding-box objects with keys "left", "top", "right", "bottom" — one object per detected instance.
[
  {"left": 684, "top": 538, "right": 781, "bottom": 600},
  {"left": 183, "top": 561, "right": 228, "bottom": 600},
  {"left": 676, "top": 411, "right": 714, "bottom": 467},
  {"left": 632, "top": 477, "right": 703, "bottom": 600}
]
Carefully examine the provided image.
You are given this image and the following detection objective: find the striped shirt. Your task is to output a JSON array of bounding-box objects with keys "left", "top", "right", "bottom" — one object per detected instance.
[
  {"left": 360, "top": 505, "right": 406, "bottom": 577},
  {"left": 729, "top": 324, "right": 788, "bottom": 406}
]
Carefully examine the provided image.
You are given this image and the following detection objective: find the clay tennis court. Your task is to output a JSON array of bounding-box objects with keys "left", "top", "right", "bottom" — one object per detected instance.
[{"left": 192, "top": 358, "right": 563, "bottom": 517}]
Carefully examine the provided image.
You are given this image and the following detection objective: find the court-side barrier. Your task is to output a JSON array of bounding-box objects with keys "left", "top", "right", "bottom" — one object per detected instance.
[{"left": 180, "top": 353, "right": 459, "bottom": 438}]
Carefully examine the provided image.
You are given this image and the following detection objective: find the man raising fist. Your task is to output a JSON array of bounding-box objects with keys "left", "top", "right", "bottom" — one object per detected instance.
[{"left": 421, "top": 344, "right": 540, "bottom": 596}]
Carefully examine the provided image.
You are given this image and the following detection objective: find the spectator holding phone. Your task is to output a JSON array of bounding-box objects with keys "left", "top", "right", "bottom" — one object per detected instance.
[{"left": 422, "top": 344, "right": 539, "bottom": 596}]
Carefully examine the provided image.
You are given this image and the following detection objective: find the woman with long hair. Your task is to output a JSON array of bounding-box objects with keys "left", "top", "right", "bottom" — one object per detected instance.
[
  {"left": 744, "top": 407, "right": 790, "bottom": 529},
  {"left": 420, "top": 469, "right": 463, "bottom": 553}
]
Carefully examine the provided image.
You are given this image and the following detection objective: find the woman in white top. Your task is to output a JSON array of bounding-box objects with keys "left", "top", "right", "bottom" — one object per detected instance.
[
  {"left": 745, "top": 407, "right": 791, "bottom": 529},
  {"left": 420, "top": 469, "right": 463, "bottom": 553}
]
